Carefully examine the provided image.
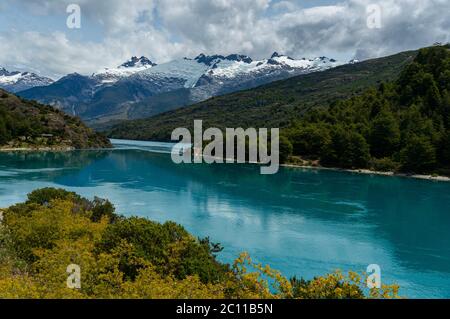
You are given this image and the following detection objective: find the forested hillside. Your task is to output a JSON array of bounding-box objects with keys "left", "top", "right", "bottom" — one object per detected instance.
[
  {"left": 108, "top": 45, "right": 450, "bottom": 175},
  {"left": 0, "top": 90, "right": 111, "bottom": 150},
  {"left": 284, "top": 46, "right": 450, "bottom": 175}
]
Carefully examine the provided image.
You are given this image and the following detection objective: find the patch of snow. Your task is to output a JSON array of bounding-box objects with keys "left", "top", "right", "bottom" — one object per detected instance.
[
  {"left": 138, "top": 58, "right": 211, "bottom": 88},
  {"left": 0, "top": 68, "right": 54, "bottom": 92},
  {"left": 92, "top": 56, "right": 156, "bottom": 84},
  {"left": 208, "top": 54, "right": 342, "bottom": 79},
  {"left": 0, "top": 72, "right": 23, "bottom": 84}
]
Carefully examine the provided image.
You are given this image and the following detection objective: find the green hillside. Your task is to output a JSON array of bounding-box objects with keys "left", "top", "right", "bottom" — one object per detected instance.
[
  {"left": 285, "top": 45, "right": 450, "bottom": 175},
  {"left": 108, "top": 49, "right": 418, "bottom": 141},
  {"left": 0, "top": 90, "right": 111, "bottom": 150}
]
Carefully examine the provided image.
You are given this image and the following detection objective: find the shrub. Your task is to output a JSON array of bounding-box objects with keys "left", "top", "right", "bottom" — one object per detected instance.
[
  {"left": 290, "top": 273, "right": 365, "bottom": 299},
  {"left": 90, "top": 197, "right": 119, "bottom": 223},
  {"left": 95, "top": 218, "right": 229, "bottom": 283},
  {"left": 371, "top": 158, "right": 401, "bottom": 172},
  {"left": 0, "top": 189, "right": 401, "bottom": 299},
  {"left": 26, "top": 188, "right": 80, "bottom": 206}
]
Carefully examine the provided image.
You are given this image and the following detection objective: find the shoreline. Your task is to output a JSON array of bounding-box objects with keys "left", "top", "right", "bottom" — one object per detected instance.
[
  {"left": 0, "top": 146, "right": 75, "bottom": 152},
  {"left": 282, "top": 163, "right": 450, "bottom": 182},
  {"left": 112, "top": 138, "right": 450, "bottom": 182},
  {"left": 2, "top": 143, "right": 449, "bottom": 182}
]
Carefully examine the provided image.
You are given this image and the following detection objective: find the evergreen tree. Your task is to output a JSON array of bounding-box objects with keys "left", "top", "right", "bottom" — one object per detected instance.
[
  {"left": 321, "top": 126, "right": 370, "bottom": 168},
  {"left": 400, "top": 135, "right": 437, "bottom": 173},
  {"left": 290, "top": 124, "right": 331, "bottom": 157},
  {"left": 370, "top": 110, "right": 401, "bottom": 158},
  {"left": 279, "top": 135, "right": 293, "bottom": 163},
  {"left": 438, "top": 131, "right": 450, "bottom": 166},
  {"left": 0, "top": 117, "right": 8, "bottom": 144}
]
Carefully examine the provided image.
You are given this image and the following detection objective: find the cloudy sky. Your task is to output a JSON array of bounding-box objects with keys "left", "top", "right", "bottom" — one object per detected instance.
[{"left": 0, "top": 0, "right": 448, "bottom": 79}]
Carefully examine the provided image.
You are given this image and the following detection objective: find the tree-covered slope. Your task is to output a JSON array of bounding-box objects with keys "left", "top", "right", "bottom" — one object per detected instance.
[
  {"left": 0, "top": 89, "right": 111, "bottom": 149},
  {"left": 108, "top": 49, "right": 417, "bottom": 141},
  {"left": 284, "top": 45, "right": 450, "bottom": 175}
]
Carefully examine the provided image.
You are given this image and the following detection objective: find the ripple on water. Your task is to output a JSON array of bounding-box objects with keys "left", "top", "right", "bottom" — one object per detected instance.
[{"left": 0, "top": 144, "right": 450, "bottom": 298}]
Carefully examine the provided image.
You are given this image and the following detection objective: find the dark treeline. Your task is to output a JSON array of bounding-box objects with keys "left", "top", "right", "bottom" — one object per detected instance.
[{"left": 283, "top": 46, "right": 450, "bottom": 175}]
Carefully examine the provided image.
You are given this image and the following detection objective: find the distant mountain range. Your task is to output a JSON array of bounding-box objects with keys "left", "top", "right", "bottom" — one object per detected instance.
[
  {"left": 15, "top": 53, "right": 345, "bottom": 127},
  {"left": 107, "top": 49, "right": 417, "bottom": 142},
  {"left": 0, "top": 68, "right": 54, "bottom": 93}
]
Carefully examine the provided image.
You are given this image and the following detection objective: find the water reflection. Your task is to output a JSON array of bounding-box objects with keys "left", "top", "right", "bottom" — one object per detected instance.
[{"left": 1, "top": 144, "right": 450, "bottom": 297}]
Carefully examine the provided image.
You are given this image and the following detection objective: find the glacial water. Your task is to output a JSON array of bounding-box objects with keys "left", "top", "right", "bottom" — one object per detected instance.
[{"left": 1, "top": 139, "right": 450, "bottom": 298}]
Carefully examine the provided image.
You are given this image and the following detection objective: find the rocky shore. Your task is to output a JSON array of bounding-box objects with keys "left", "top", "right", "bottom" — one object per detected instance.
[{"left": 282, "top": 163, "right": 450, "bottom": 182}]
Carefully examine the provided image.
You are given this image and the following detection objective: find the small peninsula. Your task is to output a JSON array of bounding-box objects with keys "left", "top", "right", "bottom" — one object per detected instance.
[{"left": 0, "top": 89, "right": 111, "bottom": 151}]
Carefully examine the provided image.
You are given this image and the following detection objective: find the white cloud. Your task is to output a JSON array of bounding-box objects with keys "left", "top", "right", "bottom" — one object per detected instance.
[{"left": 0, "top": 0, "right": 448, "bottom": 78}]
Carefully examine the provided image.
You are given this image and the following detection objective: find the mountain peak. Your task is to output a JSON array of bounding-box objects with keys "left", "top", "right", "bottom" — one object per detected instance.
[
  {"left": 0, "top": 67, "right": 54, "bottom": 93},
  {"left": 0, "top": 67, "right": 20, "bottom": 77},
  {"left": 59, "top": 73, "right": 87, "bottom": 81},
  {"left": 270, "top": 52, "right": 296, "bottom": 61},
  {"left": 195, "top": 53, "right": 253, "bottom": 66},
  {"left": 271, "top": 52, "right": 282, "bottom": 59},
  {"left": 120, "top": 56, "right": 156, "bottom": 68},
  {"left": 0, "top": 67, "right": 10, "bottom": 76},
  {"left": 92, "top": 56, "right": 156, "bottom": 85},
  {"left": 195, "top": 54, "right": 224, "bottom": 66},
  {"left": 225, "top": 54, "right": 253, "bottom": 64}
]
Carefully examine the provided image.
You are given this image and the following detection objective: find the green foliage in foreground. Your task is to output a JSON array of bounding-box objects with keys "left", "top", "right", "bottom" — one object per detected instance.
[
  {"left": 283, "top": 46, "right": 450, "bottom": 174},
  {"left": 0, "top": 188, "right": 400, "bottom": 299}
]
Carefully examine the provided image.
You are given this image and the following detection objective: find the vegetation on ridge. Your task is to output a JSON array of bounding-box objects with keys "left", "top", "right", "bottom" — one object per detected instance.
[
  {"left": 0, "top": 89, "right": 111, "bottom": 150},
  {"left": 283, "top": 46, "right": 450, "bottom": 175}
]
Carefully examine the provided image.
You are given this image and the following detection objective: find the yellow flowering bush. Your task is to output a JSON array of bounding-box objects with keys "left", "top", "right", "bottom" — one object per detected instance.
[{"left": 0, "top": 188, "right": 401, "bottom": 299}]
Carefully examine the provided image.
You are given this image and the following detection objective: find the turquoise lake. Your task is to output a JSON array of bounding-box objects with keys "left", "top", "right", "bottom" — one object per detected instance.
[{"left": 1, "top": 139, "right": 450, "bottom": 298}]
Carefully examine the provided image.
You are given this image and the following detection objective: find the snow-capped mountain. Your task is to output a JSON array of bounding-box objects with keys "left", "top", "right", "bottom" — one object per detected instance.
[
  {"left": 201, "top": 52, "right": 338, "bottom": 79},
  {"left": 0, "top": 67, "right": 54, "bottom": 93},
  {"left": 133, "top": 52, "right": 340, "bottom": 90},
  {"left": 121, "top": 52, "right": 342, "bottom": 105},
  {"left": 18, "top": 53, "right": 344, "bottom": 126},
  {"left": 188, "top": 52, "right": 341, "bottom": 101},
  {"left": 92, "top": 56, "right": 156, "bottom": 85}
]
